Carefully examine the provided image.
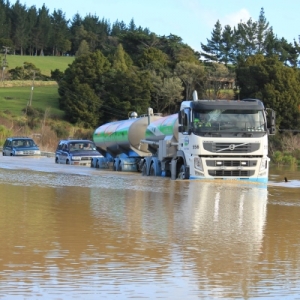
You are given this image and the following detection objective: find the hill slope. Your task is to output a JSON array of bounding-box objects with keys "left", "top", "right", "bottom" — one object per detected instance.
[{"left": 4, "top": 55, "right": 74, "bottom": 77}]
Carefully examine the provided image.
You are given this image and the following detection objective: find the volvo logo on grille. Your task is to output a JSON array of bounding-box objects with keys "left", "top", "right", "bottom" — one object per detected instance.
[{"left": 229, "top": 144, "right": 235, "bottom": 150}]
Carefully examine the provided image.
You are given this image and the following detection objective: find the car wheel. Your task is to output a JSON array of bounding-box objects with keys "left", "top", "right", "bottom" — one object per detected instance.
[
  {"left": 2, "top": 152, "right": 5, "bottom": 156},
  {"left": 66, "top": 159, "right": 70, "bottom": 165},
  {"left": 55, "top": 157, "right": 59, "bottom": 164}
]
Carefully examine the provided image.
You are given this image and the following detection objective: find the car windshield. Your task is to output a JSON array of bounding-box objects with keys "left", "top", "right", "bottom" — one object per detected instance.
[
  {"left": 193, "top": 109, "right": 266, "bottom": 133},
  {"left": 68, "top": 142, "right": 97, "bottom": 151},
  {"left": 13, "top": 139, "right": 35, "bottom": 147}
]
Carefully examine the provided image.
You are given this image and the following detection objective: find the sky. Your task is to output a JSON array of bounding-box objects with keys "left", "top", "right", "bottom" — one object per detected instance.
[{"left": 13, "top": 0, "right": 299, "bottom": 53}]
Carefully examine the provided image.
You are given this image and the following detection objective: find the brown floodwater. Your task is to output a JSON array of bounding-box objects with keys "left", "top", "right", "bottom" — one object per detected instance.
[{"left": 0, "top": 156, "right": 300, "bottom": 299}]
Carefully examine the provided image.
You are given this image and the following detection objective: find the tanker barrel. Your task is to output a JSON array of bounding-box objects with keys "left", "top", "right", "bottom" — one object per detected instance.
[{"left": 93, "top": 115, "right": 163, "bottom": 157}]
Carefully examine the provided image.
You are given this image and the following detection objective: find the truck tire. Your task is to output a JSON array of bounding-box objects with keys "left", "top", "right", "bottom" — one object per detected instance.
[
  {"left": 178, "top": 165, "right": 185, "bottom": 179},
  {"left": 150, "top": 164, "right": 156, "bottom": 176},
  {"left": 142, "top": 163, "right": 147, "bottom": 176}
]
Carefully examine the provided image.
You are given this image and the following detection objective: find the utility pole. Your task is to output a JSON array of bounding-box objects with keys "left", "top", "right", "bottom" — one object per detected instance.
[
  {"left": 1, "top": 46, "right": 9, "bottom": 83},
  {"left": 29, "top": 70, "right": 35, "bottom": 106}
]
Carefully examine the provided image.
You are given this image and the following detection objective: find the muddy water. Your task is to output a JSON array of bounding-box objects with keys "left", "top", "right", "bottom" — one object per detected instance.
[{"left": 0, "top": 157, "right": 300, "bottom": 299}]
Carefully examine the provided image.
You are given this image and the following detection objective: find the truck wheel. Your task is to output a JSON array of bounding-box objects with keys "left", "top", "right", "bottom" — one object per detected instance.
[
  {"left": 178, "top": 165, "right": 185, "bottom": 179},
  {"left": 150, "top": 164, "right": 156, "bottom": 176},
  {"left": 142, "top": 163, "right": 147, "bottom": 176}
]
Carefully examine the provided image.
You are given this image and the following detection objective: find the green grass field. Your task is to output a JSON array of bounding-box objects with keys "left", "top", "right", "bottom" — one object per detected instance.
[
  {"left": 4, "top": 55, "right": 74, "bottom": 76},
  {"left": 0, "top": 55, "right": 72, "bottom": 118},
  {"left": 0, "top": 85, "right": 64, "bottom": 118}
]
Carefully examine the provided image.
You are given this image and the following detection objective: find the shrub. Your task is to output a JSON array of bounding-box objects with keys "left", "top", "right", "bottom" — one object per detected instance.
[
  {"left": 271, "top": 151, "right": 283, "bottom": 165},
  {"left": 51, "top": 122, "right": 71, "bottom": 138},
  {"left": 0, "top": 125, "right": 12, "bottom": 144},
  {"left": 282, "top": 153, "right": 297, "bottom": 166}
]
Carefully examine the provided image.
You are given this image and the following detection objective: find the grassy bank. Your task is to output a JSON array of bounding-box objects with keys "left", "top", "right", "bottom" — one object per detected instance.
[
  {"left": 4, "top": 55, "right": 74, "bottom": 77},
  {"left": 0, "top": 84, "right": 64, "bottom": 118}
]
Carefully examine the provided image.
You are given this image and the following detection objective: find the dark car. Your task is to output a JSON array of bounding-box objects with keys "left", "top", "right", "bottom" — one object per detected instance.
[
  {"left": 2, "top": 136, "right": 41, "bottom": 156},
  {"left": 55, "top": 139, "right": 103, "bottom": 166}
]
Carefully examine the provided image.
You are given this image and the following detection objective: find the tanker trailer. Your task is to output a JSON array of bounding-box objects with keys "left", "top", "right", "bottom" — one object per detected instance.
[
  {"left": 92, "top": 112, "right": 162, "bottom": 171},
  {"left": 139, "top": 113, "right": 179, "bottom": 176}
]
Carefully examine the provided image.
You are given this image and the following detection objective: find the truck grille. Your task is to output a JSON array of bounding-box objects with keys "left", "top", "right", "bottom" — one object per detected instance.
[
  {"left": 208, "top": 170, "right": 255, "bottom": 177},
  {"left": 203, "top": 142, "right": 260, "bottom": 153},
  {"left": 206, "top": 160, "right": 257, "bottom": 167}
]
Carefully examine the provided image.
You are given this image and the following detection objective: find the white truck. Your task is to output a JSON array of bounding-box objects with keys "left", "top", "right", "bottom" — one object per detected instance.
[{"left": 92, "top": 91, "right": 275, "bottom": 183}]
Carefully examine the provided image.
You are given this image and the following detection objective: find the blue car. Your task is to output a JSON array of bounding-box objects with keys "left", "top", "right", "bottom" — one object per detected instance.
[
  {"left": 2, "top": 137, "right": 41, "bottom": 156},
  {"left": 55, "top": 139, "right": 103, "bottom": 166}
]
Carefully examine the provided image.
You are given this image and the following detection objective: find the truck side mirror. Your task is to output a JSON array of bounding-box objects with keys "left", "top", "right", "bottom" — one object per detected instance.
[
  {"left": 266, "top": 108, "right": 276, "bottom": 135},
  {"left": 178, "top": 125, "right": 184, "bottom": 133}
]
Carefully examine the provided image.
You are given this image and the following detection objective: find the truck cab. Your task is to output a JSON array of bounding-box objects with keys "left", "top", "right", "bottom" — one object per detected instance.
[{"left": 177, "top": 97, "right": 275, "bottom": 183}]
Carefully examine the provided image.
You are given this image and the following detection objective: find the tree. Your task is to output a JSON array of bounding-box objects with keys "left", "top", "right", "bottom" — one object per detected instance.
[
  {"left": 236, "top": 54, "right": 300, "bottom": 129},
  {"left": 75, "top": 39, "right": 89, "bottom": 56},
  {"left": 27, "top": 5, "right": 38, "bottom": 55},
  {"left": 10, "top": 0, "right": 29, "bottom": 55},
  {"left": 61, "top": 80, "right": 101, "bottom": 127},
  {"left": 35, "top": 4, "right": 51, "bottom": 56},
  {"left": 138, "top": 47, "right": 169, "bottom": 74},
  {"left": 103, "top": 68, "right": 152, "bottom": 121},
  {"left": 150, "top": 72, "right": 184, "bottom": 114},
  {"left": 174, "top": 61, "right": 205, "bottom": 99},
  {"left": 256, "top": 7, "right": 270, "bottom": 54},
  {"left": 58, "top": 50, "right": 111, "bottom": 127},
  {"left": 49, "top": 9, "right": 70, "bottom": 56},
  {"left": 221, "top": 25, "right": 235, "bottom": 65},
  {"left": 0, "top": 0, "right": 11, "bottom": 40},
  {"left": 8, "top": 61, "right": 42, "bottom": 80},
  {"left": 111, "top": 43, "right": 130, "bottom": 72},
  {"left": 201, "top": 20, "right": 222, "bottom": 62}
]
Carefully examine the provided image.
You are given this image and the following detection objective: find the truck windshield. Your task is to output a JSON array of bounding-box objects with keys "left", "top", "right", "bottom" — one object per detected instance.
[{"left": 193, "top": 109, "right": 266, "bottom": 133}]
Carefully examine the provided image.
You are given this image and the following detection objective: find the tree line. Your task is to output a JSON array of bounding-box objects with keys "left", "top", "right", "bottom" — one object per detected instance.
[{"left": 1, "top": 2, "right": 299, "bottom": 130}]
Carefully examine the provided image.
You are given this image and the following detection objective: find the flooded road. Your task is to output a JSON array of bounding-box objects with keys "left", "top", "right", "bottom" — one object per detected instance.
[{"left": 0, "top": 156, "right": 300, "bottom": 299}]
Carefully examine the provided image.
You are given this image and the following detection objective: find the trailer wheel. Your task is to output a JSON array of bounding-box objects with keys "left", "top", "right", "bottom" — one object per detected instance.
[{"left": 113, "top": 160, "right": 122, "bottom": 171}]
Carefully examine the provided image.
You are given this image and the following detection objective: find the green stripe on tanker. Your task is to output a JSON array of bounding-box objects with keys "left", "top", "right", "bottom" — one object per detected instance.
[
  {"left": 93, "top": 115, "right": 163, "bottom": 157},
  {"left": 145, "top": 114, "right": 178, "bottom": 141}
]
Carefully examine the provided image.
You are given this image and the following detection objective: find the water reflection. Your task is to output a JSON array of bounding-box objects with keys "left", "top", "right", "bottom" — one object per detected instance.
[{"left": 0, "top": 167, "right": 300, "bottom": 299}]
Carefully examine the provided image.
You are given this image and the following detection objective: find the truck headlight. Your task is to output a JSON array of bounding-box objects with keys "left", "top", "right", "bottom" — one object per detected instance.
[
  {"left": 72, "top": 156, "right": 81, "bottom": 161},
  {"left": 194, "top": 157, "right": 203, "bottom": 171}
]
